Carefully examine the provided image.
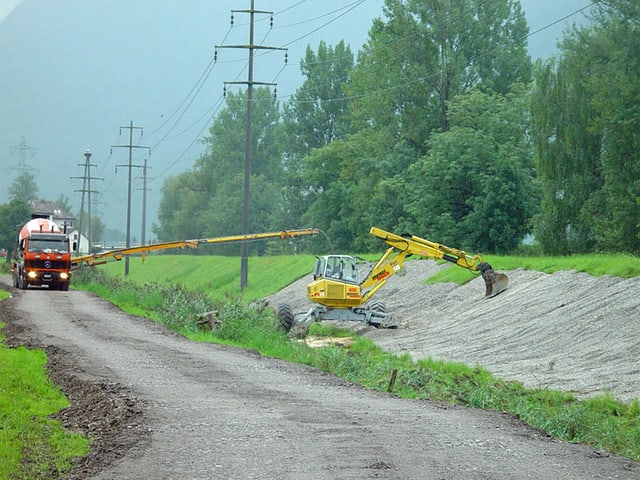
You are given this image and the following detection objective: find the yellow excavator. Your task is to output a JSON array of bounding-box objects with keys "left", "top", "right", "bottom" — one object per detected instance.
[
  {"left": 71, "top": 229, "right": 320, "bottom": 268},
  {"left": 276, "top": 227, "right": 508, "bottom": 333}
]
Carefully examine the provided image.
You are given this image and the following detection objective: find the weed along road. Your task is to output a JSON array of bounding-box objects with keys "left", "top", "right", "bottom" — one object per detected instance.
[{"left": 1, "top": 278, "right": 637, "bottom": 479}]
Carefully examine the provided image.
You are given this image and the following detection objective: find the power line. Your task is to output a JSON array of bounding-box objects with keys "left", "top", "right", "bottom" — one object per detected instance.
[{"left": 528, "top": 3, "right": 594, "bottom": 38}]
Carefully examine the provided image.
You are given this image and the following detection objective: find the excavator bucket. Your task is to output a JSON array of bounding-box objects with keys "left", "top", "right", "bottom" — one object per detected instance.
[{"left": 478, "top": 263, "right": 509, "bottom": 298}]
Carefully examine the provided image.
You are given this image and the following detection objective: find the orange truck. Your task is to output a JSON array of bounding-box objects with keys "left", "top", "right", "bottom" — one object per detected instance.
[{"left": 11, "top": 218, "right": 75, "bottom": 291}]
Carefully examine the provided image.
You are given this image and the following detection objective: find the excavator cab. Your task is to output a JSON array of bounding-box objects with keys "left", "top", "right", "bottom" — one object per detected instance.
[{"left": 313, "top": 255, "right": 358, "bottom": 283}]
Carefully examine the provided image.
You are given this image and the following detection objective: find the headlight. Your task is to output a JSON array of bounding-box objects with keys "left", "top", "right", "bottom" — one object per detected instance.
[
  {"left": 28, "top": 271, "right": 38, "bottom": 279},
  {"left": 60, "top": 272, "right": 69, "bottom": 280}
]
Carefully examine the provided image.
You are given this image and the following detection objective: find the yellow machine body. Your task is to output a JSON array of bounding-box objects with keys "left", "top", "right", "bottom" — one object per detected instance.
[{"left": 305, "top": 227, "right": 508, "bottom": 309}]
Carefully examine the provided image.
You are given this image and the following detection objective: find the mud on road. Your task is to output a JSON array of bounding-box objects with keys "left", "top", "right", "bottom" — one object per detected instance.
[{"left": 1, "top": 274, "right": 639, "bottom": 479}]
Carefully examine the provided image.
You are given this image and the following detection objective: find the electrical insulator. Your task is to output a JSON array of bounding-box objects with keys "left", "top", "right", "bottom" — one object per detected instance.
[
  {"left": 214, "top": 49, "right": 218, "bottom": 62},
  {"left": 230, "top": 14, "right": 234, "bottom": 26},
  {"left": 270, "top": 16, "right": 273, "bottom": 28},
  {"left": 284, "top": 52, "right": 288, "bottom": 65},
  {"left": 223, "top": 86, "right": 227, "bottom": 98}
]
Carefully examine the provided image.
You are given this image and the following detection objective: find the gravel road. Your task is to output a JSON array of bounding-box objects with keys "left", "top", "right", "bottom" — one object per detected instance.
[{"left": 1, "top": 275, "right": 638, "bottom": 479}]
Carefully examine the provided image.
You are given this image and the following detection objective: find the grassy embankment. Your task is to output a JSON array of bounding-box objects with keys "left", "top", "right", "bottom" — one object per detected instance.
[
  {"left": 0, "top": 289, "right": 90, "bottom": 480},
  {"left": 72, "top": 252, "right": 640, "bottom": 461}
]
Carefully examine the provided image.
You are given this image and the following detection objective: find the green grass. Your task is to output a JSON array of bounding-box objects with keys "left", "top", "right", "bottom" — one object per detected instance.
[
  {"left": 98, "top": 254, "right": 317, "bottom": 301},
  {"left": 425, "top": 253, "right": 640, "bottom": 285},
  {"left": 0, "top": 320, "right": 90, "bottom": 479}
]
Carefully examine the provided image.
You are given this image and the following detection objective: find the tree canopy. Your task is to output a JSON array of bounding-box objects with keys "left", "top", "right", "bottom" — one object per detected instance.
[
  {"left": 0, "top": 199, "right": 31, "bottom": 259},
  {"left": 531, "top": 0, "right": 640, "bottom": 254},
  {"left": 9, "top": 171, "right": 38, "bottom": 202},
  {"left": 153, "top": 0, "right": 638, "bottom": 257}
]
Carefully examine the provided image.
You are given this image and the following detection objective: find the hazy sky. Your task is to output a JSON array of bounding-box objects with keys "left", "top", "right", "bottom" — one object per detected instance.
[
  {"left": 0, "top": 0, "right": 21, "bottom": 21},
  {"left": 0, "top": 0, "right": 590, "bottom": 237}
]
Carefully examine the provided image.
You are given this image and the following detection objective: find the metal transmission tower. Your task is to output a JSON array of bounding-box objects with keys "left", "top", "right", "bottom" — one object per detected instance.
[
  {"left": 10, "top": 137, "right": 37, "bottom": 174},
  {"left": 215, "top": 1, "right": 287, "bottom": 290},
  {"left": 112, "top": 121, "right": 150, "bottom": 275},
  {"left": 71, "top": 149, "right": 103, "bottom": 253},
  {"left": 6, "top": 137, "right": 38, "bottom": 200}
]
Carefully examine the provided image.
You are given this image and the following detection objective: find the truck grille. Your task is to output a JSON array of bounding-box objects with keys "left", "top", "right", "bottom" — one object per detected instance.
[{"left": 28, "top": 259, "right": 68, "bottom": 270}]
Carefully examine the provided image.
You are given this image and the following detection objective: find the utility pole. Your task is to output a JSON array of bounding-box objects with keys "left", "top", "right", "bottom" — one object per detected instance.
[
  {"left": 215, "top": 1, "right": 287, "bottom": 290},
  {"left": 112, "top": 121, "right": 149, "bottom": 275},
  {"left": 71, "top": 149, "right": 103, "bottom": 253},
  {"left": 136, "top": 158, "right": 152, "bottom": 245}
]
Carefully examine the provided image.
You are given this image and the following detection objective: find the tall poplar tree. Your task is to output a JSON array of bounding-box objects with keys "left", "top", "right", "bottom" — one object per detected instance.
[
  {"left": 531, "top": 0, "right": 640, "bottom": 254},
  {"left": 9, "top": 171, "right": 38, "bottom": 202},
  {"left": 154, "top": 87, "right": 283, "bottom": 253},
  {"left": 278, "top": 40, "right": 354, "bottom": 228},
  {"left": 349, "top": 0, "right": 531, "bottom": 146}
]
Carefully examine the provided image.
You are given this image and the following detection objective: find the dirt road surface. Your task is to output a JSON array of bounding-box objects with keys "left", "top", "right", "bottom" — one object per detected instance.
[{"left": 1, "top": 275, "right": 638, "bottom": 479}]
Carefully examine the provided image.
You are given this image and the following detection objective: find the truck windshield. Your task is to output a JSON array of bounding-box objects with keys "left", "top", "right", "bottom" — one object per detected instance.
[{"left": 28, "top": 238, "right": 69, "bottom": 253}]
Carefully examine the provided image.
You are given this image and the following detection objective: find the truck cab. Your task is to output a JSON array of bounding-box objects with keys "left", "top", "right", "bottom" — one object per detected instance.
[{"left": 12, "top": 219, "right": 73, "bottom": 291}]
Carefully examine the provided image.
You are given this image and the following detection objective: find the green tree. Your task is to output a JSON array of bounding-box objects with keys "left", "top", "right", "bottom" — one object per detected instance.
[
  {"left": 581, "top": 0, "right": 640, "bottom": 253},
  {"left": 403, "top": 87, "right": 538, "bottom": 252},
  {"left": 349, "top": 0, "right": 531, "bottom": 146},
  {"left": 531, "top": 0, "right": 640, "bottom": 254},
  {"left": 54, "top": 194, "right": 73, "bottom": 216},
  {"left": 0, "top": 199, "right": 31, "bottom": 261},
  {"left": 75, "top": 209, "right": 105, "bottom": 246},
  {"left": 530, "top": 57, "right": 602, "bottom": 254},
  {"left": 299, "top": 129, "right": 405, "bottom": 251},
  {"left": 154, "top": 171, "right": 209, "bottom": 242},
  {"left": 281, "top": 40, "right": 354, "bottom": 155},
  {"left": 278, "top": 40, "right": 355, "bottom": 228},
  {"left": 8, "top": 171, "right": 38, "bottom": 201},
  {"left": 154, "top": 87, "right": 285, "bottom": 253},
  {"left": 298, "top": 1, "right": 533, "bottom": 251}
]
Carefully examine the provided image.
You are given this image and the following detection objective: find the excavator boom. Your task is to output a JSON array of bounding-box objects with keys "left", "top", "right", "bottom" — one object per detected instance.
[
  {"left": 72, "top": 229, "right": 320, "bottom": 267},
  {"left": 367, "top": 227, "right": 509, "bottom": 298}
]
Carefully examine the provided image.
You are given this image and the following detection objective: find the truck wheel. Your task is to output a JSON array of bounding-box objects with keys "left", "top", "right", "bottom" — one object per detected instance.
[
  {"left": 276, "top": 303, "right": 294, "bottom": 331},
  {"left": 18, "top": 274, "right": 27, "bottom": 290},
  {"left": 59, "top": 282, "right": 70, "bottom": 291}
]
